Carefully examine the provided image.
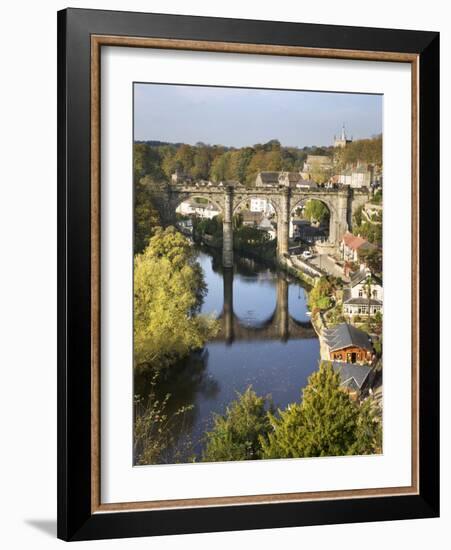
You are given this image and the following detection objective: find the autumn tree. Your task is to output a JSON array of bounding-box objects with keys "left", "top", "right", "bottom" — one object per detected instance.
[
  {"left": 341, "top": 135, "right": 382, "bottom": 166},
  {"left": 210, "top": 151, "right": 233, "bottom": 182},
  {"left": 191, "top": 147, "right": 211, "bottom": 180},
  {"left": 174, "top": 144, "right": 195, "bottom": 174},
  {"left": 134, "top": 227, "right": 218, "bottom": 371},
  {"left": 309, "top": 160, "right": 332, "bottom": 185}
]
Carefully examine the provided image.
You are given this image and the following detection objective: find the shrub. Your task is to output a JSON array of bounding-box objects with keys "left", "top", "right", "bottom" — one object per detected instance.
[{"left": 203, "top": 387, "right": 272, "bottom": 462}]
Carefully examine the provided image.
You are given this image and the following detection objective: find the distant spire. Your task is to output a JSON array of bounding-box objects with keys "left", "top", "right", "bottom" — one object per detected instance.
[{"left": 341, "top": 123, "right": 346, "bottom": 141}]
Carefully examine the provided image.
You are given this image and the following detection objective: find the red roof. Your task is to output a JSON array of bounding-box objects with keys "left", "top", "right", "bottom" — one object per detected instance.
[{"left": 342, "top": 232, "right": 368, "bottom": 250}]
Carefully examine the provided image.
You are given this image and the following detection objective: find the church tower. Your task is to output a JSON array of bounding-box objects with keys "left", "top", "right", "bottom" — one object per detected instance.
[{"left": 334, "top": 124, "right": 352, "bottom": 148}]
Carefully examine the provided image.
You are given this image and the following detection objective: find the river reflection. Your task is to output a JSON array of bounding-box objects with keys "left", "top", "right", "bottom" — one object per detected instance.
[{"left": 135, "top": 248, "right": 321, "bottom": 462}]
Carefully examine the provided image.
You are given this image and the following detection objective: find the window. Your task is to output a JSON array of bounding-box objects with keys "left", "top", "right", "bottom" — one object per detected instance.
[
  {"left": 358, "top": 289, "right": 363, "bottom": 297},
  {"left": 372, "top": 289, "right": 378, "bottom": 298}
]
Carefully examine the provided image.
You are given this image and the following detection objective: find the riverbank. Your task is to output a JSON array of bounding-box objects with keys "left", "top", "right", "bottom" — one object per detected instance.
[{"left": 309, "top": 310, "right": 331, "bottom": 361}]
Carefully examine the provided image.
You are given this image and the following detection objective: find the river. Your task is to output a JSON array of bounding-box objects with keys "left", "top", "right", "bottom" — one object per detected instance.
[{"left": 135, "top": 247, "right": 321, "bottom": 463}]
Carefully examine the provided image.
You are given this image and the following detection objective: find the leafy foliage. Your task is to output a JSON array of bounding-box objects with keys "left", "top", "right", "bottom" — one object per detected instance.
[
  {"left": 260, "top": 362, "right": 381, "bottom": 458},
  {"left": 133, "top": 140, "right": 335, "bottom": 187},
  {"left": 134, "top": 372, "right": 194, "bottom": 465},
  {"left": 303, "top": 199, "right": 330, "bottom": 224},
  {"left": 335, "top": 135, "right": 382, "bottom": 168},
  {"left": 134, "top": 227, "right": 219, "bottom": 370},
  {"left": 203, "top": 387, "right": 272, "bottom": 462},
  {"left": 309, "top": 161, "right": 333, "bottom": 185},
  {"left": 308, "top": 277, "right": 335, "bottom": 312},
  {"left": 134, "top": 179, "right": 161, "bottom": 254}
]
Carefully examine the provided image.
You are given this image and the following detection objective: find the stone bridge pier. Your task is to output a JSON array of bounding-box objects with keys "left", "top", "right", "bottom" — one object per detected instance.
[
  {"left": 168, "top": 183, "right": 369, "bottom": 268},
  {"left": 223, "top": 266, "right": 234, "bottom": 344},
  {"left": 328, "top": 192, "right": 349, "bottom": 244},
  {"left": 222, "top": 188, "right": 234, "bottom": 268},
  {"left": 277, "top": 189, "right": 290, "bottom": 261}
]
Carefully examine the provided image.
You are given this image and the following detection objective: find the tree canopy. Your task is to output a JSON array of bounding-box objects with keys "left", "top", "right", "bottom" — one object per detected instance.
[
  {"left": 308, "top": 277, "right": 336, "bottom": 312},
  {"left": 335, "top": 135, "right": 382, "bottom": 168},
  {"left": 260, "top": 362, "right": 381, "bottom": 458},
  {"left": 134, "top": 227, "right": 218, "bottom": 371},
  {"left": 303, "top": 199, "right": 330, "bottom": 224},
  {"left": 134, "top": 178, "right": 161, "bottom": 254},
  {"left": 133, "top": 140, "right": 336, "bottom": 187},
  {"left": 202, "top": 387, "right": 272, "bottom": 462}
]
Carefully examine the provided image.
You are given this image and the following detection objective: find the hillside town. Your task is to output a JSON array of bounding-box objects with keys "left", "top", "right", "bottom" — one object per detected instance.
[{"left": 173, "top": 126, "right": 383, "bottom": 404}]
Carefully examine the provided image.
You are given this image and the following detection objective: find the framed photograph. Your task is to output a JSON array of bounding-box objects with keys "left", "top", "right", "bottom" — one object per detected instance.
[{"left": 57, "top": 8, "right": 439, "bottom": 541}]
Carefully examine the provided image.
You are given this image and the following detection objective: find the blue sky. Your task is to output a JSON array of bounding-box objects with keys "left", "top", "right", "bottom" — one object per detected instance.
[{"left": 134, "top": 83, "right": 382, "bottom": 148}]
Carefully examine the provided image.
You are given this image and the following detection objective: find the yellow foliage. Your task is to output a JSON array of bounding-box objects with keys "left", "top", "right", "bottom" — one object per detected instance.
[{"left": 134, "top": 227, "right": 218, "bottom": 370}]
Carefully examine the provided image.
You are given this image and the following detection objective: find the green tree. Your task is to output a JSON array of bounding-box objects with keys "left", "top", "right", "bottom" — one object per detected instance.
[
  {"left": 261, "top": 362, "right": 380, "bottom": 458},
  {"left": 349, "top": 398, "right": 382, "bottom": 455},
  {"left": 134, "top": 227, "right": 218, "bottom": 370},
  {"left": 134, "top": 180, "right": 161, "bottom": 254},
  {"left": 353, "top": 205, "right": 364, "bottom": 227},
  {"left": 308, "top": 277, "right": 335, "bottom": 311},
  {"left": 232, "top": 147, "right": 255, "bottom": 183},
  {"left": 133, "top": 142, "right": 165, "bottom": 183},
  {"left": 203, "top": 387, "right": 272, "bottom": 462},
  {"left": 304, "top": 199, "right": 330, "bottom": 225}
]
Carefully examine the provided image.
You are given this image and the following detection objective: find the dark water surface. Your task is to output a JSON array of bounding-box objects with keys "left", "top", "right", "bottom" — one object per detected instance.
[{"left": 135, "top": 248, "right": 320, "bottom": 462}]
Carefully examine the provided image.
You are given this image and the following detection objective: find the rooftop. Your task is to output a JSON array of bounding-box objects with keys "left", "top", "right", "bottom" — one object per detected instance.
[
  {"left": 342, "top": 231, "right": 370, "bottom": 251},
  {"left": 279, "top": 171, "right": 302, "bottom": 183},
  {"left": 343, "top": 296, "right": 383, "bottom": 306},
  {"left": 350, "top": 268, "right": 382, "bottom": 288},
  {"left": 330, "top": 361, "right": 372, "bottom": 390},
  {"left": 257, "top": 171, "right": 280, "bottom": 184},
  {"left": 323, "top": 323, "right": 373, "bottom": 353}
]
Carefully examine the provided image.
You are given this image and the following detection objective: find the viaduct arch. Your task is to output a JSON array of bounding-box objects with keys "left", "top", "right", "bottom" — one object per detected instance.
[{"left": 167, "top": 184, "right": 370, "bottom": 268}]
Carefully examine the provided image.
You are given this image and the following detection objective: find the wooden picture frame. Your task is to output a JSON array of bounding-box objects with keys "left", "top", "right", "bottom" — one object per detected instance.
[{"left": 57, "top": 8, "right": 439, "bottom": 541}]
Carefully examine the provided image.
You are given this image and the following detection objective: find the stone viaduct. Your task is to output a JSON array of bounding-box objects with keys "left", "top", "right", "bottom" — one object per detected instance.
[{"left": 157, "top": 183, "right": 370, "bottom": 268}]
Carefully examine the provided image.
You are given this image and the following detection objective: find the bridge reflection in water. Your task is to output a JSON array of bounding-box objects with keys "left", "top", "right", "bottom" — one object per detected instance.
[{"left": 216, "top": 267, "right": 316, "bottom": 344}]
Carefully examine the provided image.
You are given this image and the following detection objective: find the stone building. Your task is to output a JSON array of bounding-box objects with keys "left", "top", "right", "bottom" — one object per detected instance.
[
  {"left": 338, "top": 165, "right": 372, "bottom": 188},
  {"left": 255, "top": 171, "right": 280, "bottom": 187},
  {"left": 340, "top": 231, "right": 376, "bottom": 262},
  {"left": 249, "top": 197, "right": 275, "bottom": 215},
  {"left": 334, "top": 124, "right": 353, "bottom": 148},
  {"left": 343, "top": 267, "right": 383, "bottom": 318}
]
